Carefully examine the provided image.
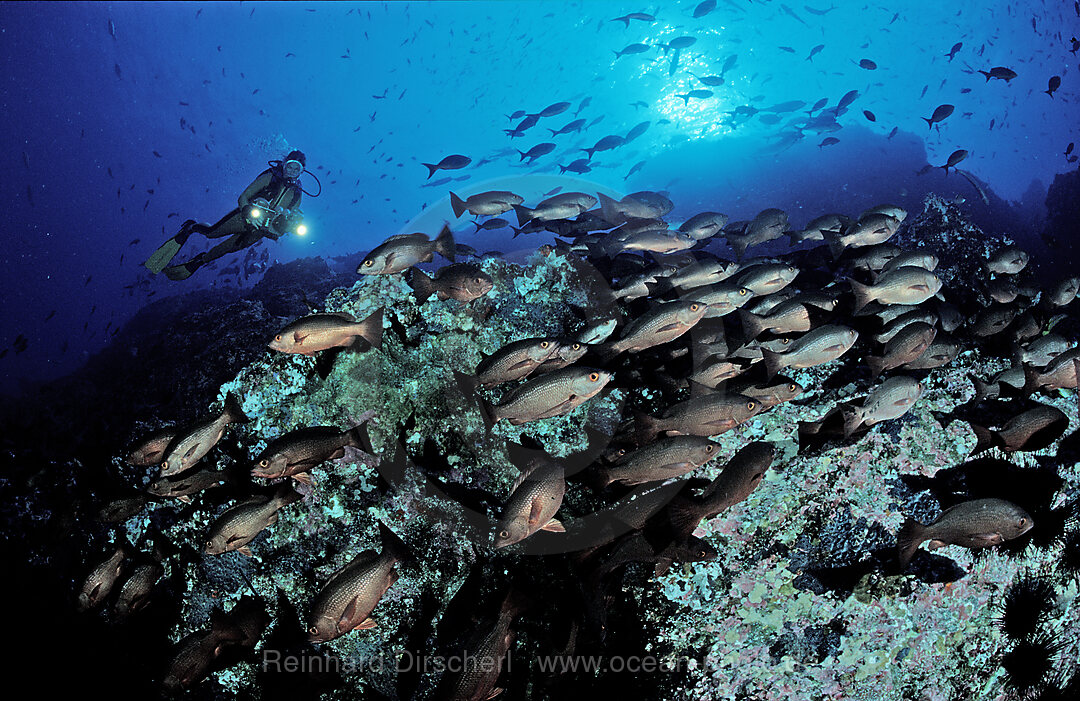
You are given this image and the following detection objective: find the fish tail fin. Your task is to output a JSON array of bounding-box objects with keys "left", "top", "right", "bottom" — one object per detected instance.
[
  {"left": 633, "top": 409, "right": 662, "bottom": 444},
  {"left": 923, "top": 117, "right": 933, "bottom": 130},
  {"left": 827, "top": 235, "right": 847, "bottom": 260},
  {"left": 516, "top": 149, "right": 527, "bottom": 162},
  {"left": 866, "top": 355, "right": 887, "bottom": 380},
  {"left": 548, "top": 128, "right": 559, "bottom": 137},
  {"left": 223, "top": 392, "right": 249, "bottom": 424},
  {"left": 665, "top": 497, "right": 705, "bottom": 540},
  {"left": 345, "top": 421, "right": 373, "bottom": 454},
  {"left": 449, "top": 191, "right": 467, "bottom": 218},
  {"left": 512, "top": 204, "right": 535, "bottom": 226},
  {"left": 510, "top": 225, "right": 523, "bottom": 239},
  {"left": 582, "top": 147, "right": 596, "bottom": 160},
  {"left": 356, "top": 308, "right": 384, "bottom": 349},
  {"left": 1045, "top": 89, "right": 1054, "bottom": 98},
  {"left": 738, "top": 310, "right": 767, "bottom": 338},
  {"left": 451, "top": 368, "right": 481, "bottom": 399},
  {"left": 897, "top": 517, "right": 926, "bottom": 569},
  {"left": 377, "top": 521, "right": 412, "bottom": 566},
  {"left": 558, "top": 164, "right": 568, "bottom": 174},
  {"left": 761, "top": 348, "right": 786, "bottom": 380},
  {"left": 476, "top": 394, "right": 496, "bottom": 433},
  {"left": 1022, "top": 364, "right": 1043, "bottom": 394},
  {"left": 596, "top": 191, "right": 619, "bottom": 223},
  {"left": 498, "top": 585, "right": 531, "bottom": 624},
  {"left": 433, "top": 224, "right": 455, "bottom": 262},
  {"left": 842, "top": 407, "right": 864, "bottom": 439},
  {"left": 969, "top": 422, "right": 995, "bottom": 454},
  {"left": 422, "top": 163, "right": 438, "bottom": 179},
  {"left": 729, "top": 237, "right": 749, "bottom": 260},
  {"left": 979, "top": 70, "right": 991, "bottom": 82},
  {"left": 274, "top": 483, "right": 303, "bottom": 508},
  {"left": 407, "top": 268, "right": 436, "bottom": 304},
  {"left": 970, "top": 374, "right": 993, "bottom": 402},
  {"left": 849, "top": 277, "right": 874, "bottom": 313}
]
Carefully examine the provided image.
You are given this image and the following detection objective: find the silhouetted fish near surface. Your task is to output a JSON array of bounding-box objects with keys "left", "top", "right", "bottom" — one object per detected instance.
[
  {"left": 923, "top": 104, "right": 954, "bottom": 129},
  {"left": 978, "top": 66, "right": 1017, "bottom": 82},
  {"left": 421, "top": 154, "right": 470, "bottom": 179},
  {"left": 1045, "top": 75, "right": 1061, "bottom": 98}
]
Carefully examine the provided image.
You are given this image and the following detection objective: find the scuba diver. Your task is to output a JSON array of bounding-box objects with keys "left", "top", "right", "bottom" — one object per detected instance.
[{"left": 144, "top": 150, "right": 319, "bottom": 280}]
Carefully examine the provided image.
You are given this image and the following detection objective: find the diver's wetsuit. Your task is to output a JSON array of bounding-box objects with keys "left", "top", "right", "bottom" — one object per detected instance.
[{"left": 149, "top": 167, "right": 301, "bottom": 280}]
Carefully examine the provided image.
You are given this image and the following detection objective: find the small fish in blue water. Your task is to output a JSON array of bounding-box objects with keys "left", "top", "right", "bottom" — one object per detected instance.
[
  {"left": 806, "top": 44, "right": 824, "bottom": 61},
  {"left": 1045, "top": 75, "right": 1061, "bottom": 98},
  {"left": 421, "top": 154, "right": 470, "bottom": 179}
]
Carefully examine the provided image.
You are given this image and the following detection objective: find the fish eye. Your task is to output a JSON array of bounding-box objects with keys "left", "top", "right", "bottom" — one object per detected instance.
[
  {"left": 540, "top": 341, "right": 549, "bottom": 348},
  {"left": 499, "top": 530, "right": 510, "bottom": 539},
  {"left": 789, "top": 384, "right": 797, "bottom": 392},
  {"left": 259, "top": 459, "right": 269, "bottom": 467},
  {"left": 589, "top": 372, "right": 599, "bottom": 381},
  {"left": 739, "top": 288, "right": 748, "bottom": 296},
  {"left": 690, "top": 303, "right": 700, "bottom": 311},
  {"left": 781, "top": 338, "right": 790, "bottom": 345},
  {"left": 161, "top": 461, "right": 168, "bottom": 470},
  {"left": 475, "top": 277, "right": 484, "bottom": 284},
  {"left": 275, "top": 334, "right": 282, "bottom": 341},
  {"left": 572, "top": 343, "right": 581, "bottom": 350},
  {"left": 308, "top": 626, "right": 319, "bottom": 635},
  {"left": 363, "top": 259, "right": 373, "bottom": 267},
  {"left": 787, "top": 266, "right": 795, "bottom": 272},
  {"left": 1018, "top": 517, "right": 1028, "bottom": 527},
  {"left": 705, "top": 444, "right": 715, "bottom": 452},
  {"left": 747, "top": 401, "right": 756, "bottom": 410}
]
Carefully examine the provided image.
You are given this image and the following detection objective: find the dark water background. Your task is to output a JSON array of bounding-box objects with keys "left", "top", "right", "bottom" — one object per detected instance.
[{"left": 1, "top": 0, "right": 1077, "bottom": 395}]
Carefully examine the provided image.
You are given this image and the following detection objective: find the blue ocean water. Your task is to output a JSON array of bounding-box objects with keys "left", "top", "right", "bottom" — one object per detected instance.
[{"left": 1, "top": 0, "right": 1076, "bottom": 395}]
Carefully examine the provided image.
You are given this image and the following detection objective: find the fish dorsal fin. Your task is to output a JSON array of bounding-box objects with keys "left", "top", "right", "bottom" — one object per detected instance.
[{"left": 511, "top": 463, "right": 540, "bottom": 493}]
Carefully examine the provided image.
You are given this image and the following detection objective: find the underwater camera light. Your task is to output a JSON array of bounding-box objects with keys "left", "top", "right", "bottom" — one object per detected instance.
[
  {"left": 248, "top": 205, "right": 262, "bottom": 219},
  {"left": 296, "top": 224, "right": 308, "bottom": 236}
]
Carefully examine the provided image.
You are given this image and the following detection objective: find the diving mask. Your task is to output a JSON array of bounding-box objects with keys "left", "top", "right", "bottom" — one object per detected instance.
[{"left": 282, "top": 159, "right": 303, "bottom": 179}]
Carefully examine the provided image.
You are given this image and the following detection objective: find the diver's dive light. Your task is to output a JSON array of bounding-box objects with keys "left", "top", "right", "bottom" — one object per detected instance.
[{"left": 296, "top": 224, "right": 308, "bottom": 236}]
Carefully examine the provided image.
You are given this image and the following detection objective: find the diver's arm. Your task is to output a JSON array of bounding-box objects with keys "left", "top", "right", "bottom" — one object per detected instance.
[{"left": 238, "top": 171, "right": 273, "bottom": 208}]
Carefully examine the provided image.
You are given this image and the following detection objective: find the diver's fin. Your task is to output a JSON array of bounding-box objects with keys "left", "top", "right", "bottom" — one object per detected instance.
[{"left": 144, "top": 237, "right": 185, "bottom": 274}]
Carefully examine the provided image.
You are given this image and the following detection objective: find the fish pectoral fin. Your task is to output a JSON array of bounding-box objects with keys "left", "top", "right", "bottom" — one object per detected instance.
[
  {"left": 485, "top": 688, "right": 504, "bottom": 700},
  {"left": 910, "top": 284, "right": 930, "bottom": 292},
  {"left": 541, "top": 518, "right": 565, "bottom": 533},
  {"left": 178, "top": 495, "right": 192, "bottom": 504},
  {"left": 527, "top": 498, "right": 546, "bottom": 526},
  {"left": 183, "top": 444, "right": 200, "bottom": 460},
  {"left": 266, "top": 511, "right": 279, "bottom": 526},
  {"left": 337, "top": 597, "right": 360, "bottom": 633},
  {"left": 926, "top": 539, "right": 948, "bottom": 551},
  {"left": 237, "top": 546, "right": 254, "bottom": 557},
  {"left": 353, "top": 616, "right": 378, "bottom": 631},
  {"left": 292, "top": 472, "right": 314, "bottom": 486},
  {"left": 970, "top": 532, "right": 1004, "bottom": 546},
  {"left": 293, "top": 331, "right": 309, "bottom": 344}
]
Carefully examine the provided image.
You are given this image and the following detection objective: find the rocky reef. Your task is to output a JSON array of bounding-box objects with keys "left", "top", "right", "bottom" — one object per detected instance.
[{"left": 3, "top": 195, "right": 1080, "bottom": 700}]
